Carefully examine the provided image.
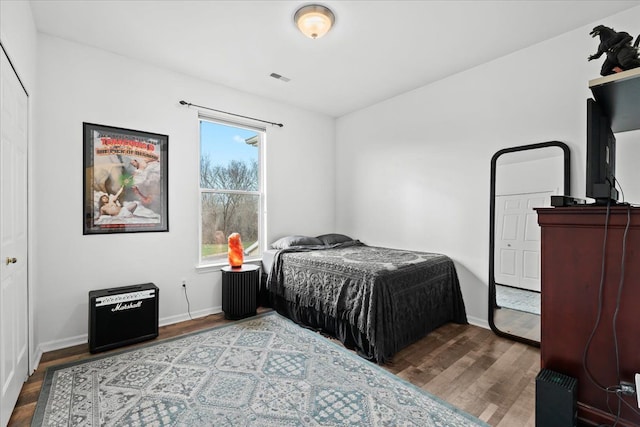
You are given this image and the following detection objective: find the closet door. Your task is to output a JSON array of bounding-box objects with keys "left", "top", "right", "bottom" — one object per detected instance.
[{"left": 0, "top": 47, "right": 29, "bottom": 426}]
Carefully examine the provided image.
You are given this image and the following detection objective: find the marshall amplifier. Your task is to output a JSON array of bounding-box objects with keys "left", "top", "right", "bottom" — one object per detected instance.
[{"left": 89, "top": 283, "right": 159, "bottom": 353}]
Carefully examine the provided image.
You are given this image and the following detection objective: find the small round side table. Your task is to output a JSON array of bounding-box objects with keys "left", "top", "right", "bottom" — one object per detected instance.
[{"left": 221, "top": 264, "right": 260, "bottom": 320}]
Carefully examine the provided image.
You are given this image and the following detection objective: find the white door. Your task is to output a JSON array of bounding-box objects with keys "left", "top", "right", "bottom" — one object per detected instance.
[
  {"left": 0, "top": 48, "right": 29, "bottom": 427},
  {"left": 494, "top": 191, "right": 552, "bottom": 292}
]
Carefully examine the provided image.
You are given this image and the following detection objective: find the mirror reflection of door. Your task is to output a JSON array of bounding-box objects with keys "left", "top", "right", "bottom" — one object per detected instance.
[
  {"left": 489, "top": 142, "right": 569, "bottom": 346},
  {"left": 495, "top": 191, "right": 550, "bottom": 291}
]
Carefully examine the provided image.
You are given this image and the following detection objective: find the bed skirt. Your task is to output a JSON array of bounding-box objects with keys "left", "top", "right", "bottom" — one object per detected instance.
[{"left": 265, "top": 287, "right": 467, "bottom": 364}]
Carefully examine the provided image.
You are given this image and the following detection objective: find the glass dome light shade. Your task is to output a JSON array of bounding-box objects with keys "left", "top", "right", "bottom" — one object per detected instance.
[{"left": 294, "top": 5, "right": 335, "bottom": 39}]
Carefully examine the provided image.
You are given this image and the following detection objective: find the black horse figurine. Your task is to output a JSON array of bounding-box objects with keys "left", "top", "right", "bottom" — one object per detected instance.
[{"left": 588, "top": 25, "right": 640, "bottom": 76}]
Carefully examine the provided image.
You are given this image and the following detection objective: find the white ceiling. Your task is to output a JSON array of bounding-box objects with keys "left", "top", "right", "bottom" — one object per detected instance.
[{"left": 29, "top": 0, "right": 640, "bottom": 117}]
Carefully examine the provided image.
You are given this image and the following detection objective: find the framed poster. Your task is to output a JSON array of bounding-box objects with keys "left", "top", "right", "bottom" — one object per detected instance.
[{"left": 83, "top": 122, "right": 168, "bottom": 234}]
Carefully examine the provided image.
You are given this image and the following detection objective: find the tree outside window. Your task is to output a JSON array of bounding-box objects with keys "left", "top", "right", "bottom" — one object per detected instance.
[{"left": 200, "top": 119, "right": 263, "bottom": 265}]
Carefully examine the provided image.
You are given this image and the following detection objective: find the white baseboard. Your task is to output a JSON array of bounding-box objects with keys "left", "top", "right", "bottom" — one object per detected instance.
[
  {"left": 159, "top": 307, "right": 221, "bottom": 327},
  {"left": 467, "top": 315, "right": 489, "bottom": 330},
  {"left": 30, "top": 348, "right": 43, "bottom": 376},
  {"left": 39, "top": 333, "right": 88, "bottom": 354}
]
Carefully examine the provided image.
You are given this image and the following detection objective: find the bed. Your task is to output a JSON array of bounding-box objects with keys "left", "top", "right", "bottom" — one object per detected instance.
[{"left": 264, "top": 234, "right": 467, "bottom": 364}]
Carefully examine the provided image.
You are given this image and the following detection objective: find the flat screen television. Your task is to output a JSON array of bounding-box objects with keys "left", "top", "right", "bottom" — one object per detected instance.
[{"left": 586, "top": 98, "right": 618, "bottom": 204}]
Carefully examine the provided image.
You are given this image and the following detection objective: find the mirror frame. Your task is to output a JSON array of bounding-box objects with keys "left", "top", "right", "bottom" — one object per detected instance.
[{"left": 488, "top": 141, "right": 570, "bottom": 347}]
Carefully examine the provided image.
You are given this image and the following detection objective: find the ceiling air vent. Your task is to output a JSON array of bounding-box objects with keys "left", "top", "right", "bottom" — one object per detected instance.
[{"left": 270, "top": 73, "right": 291, "bottom": 82}]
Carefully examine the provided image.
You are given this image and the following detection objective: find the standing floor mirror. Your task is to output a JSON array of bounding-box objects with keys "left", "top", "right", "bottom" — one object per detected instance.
[{"left": 489, "top": 141, "right": 570, "bottom": 346}]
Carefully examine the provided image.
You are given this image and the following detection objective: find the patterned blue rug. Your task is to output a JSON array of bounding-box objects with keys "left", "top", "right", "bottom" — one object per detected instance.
[
  {"left": 496, "top": 285, "right": 541, "bottom": 315},
  {"left": 33, "top": 312, "right": 488, "bottom": 426}
]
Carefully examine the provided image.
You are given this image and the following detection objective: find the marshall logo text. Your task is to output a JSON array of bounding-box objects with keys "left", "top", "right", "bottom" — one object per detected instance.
[{"left": 112, "top": 301, "right": 143, "bottom": 312}]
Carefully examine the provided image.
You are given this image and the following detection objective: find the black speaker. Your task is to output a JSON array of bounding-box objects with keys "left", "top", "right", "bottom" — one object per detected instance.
[
  {"left": 536, "top": 368, "right": 577, "bottom": 427},
  {"left": 89, "top": 283, "right": 159, "bottom": 353}
]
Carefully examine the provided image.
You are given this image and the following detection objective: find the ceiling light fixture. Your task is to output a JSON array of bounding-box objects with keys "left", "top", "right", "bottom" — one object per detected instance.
[{"left": 294, "top": 4, "right": 335, "bottom": 39}]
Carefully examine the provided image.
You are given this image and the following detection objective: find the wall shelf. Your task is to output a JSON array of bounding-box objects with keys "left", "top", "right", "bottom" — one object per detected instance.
[{"left": 589, "top": 67, "right": 640, "bottom": 133}]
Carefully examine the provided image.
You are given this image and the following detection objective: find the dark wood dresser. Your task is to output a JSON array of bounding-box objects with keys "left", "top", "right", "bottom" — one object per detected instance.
[{"left": 537, "top": 206, "right": 640, "bottom": 426}]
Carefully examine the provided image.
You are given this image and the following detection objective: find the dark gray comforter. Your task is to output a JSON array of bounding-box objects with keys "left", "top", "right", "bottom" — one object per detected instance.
[{"left": 266, "top": 242, "right": 467, "bottom": 363}]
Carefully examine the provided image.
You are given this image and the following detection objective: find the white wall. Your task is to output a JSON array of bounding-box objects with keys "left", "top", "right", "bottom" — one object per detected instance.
[
  {"left": 33, "top": 34, "right": 336, "bottom": 351},
  {"left": 0, "top": 1, "right": 37, "bottom": 88},
  {"left": 496, "top": 155, "right": 564, "bottom": 196},
  {"left": 335, "top": 7, "right": 640, "bottom": 327},
  {"left": 615, "top": 128, "right": 640, "bottom": 202}
]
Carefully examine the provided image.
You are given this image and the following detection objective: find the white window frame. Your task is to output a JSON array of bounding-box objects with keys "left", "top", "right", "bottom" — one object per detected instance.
[{"left": 197, "top": 114, "right": 266, "bottom": 269}]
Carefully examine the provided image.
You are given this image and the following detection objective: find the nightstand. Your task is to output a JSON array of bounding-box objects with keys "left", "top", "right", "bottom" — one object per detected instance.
[{"left": 221, "top": 264, "right": 260, "bottom": 320}]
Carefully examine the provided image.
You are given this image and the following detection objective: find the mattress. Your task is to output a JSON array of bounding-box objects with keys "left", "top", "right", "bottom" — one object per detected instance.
[{"left": 261, "top": 248, "right": 278, "bottom": 275}]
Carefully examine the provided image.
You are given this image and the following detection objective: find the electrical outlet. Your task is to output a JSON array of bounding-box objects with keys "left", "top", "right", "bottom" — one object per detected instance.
[{"left": 620, "top": 381, "right": 636, "bottom": 395}]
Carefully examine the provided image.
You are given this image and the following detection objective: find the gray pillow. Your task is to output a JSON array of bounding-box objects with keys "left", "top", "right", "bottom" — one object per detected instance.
[
  {"left": 316, "top": 233, "right": 354, "bottom": 245},
  {"left": 271, "top": 235, "right": 323, "bottom": 249}
]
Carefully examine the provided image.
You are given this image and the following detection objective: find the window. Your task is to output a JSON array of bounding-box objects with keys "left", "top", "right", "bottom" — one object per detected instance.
[{"left": 199, "top": 117, "right": 264, "bottom": 266}]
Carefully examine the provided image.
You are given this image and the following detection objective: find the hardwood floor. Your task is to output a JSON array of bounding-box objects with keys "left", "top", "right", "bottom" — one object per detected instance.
[
  {"left": 493, "top": 307, "right": 540, "bottom": 343},
  {"left": 9, "top": 309, "right": 539, "bottom": 426},
  {"left": 387, "top": 320, "right": 538, "bottom": 426}
]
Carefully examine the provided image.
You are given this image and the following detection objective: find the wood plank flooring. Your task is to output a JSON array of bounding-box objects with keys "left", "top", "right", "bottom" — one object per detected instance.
[
  {"left": 8, "top": 309, "right": 539, "bottom": 426},
  {"left": 492, "top": 307, "right": 540, "bottom": 343}
]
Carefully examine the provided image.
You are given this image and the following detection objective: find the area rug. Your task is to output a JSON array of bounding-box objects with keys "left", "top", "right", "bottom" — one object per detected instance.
[
  {"left": 33, "top": 312, "right": 487, "bottom": 426},
  {"left": 496, "top": 284, "right": 541, "bottom": 315}
]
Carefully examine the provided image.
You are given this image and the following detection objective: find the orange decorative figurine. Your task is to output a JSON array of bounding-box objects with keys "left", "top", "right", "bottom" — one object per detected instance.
[{"left": 227, "top": 233, "right": 244, "bottom": 268}]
